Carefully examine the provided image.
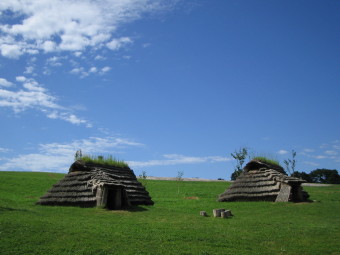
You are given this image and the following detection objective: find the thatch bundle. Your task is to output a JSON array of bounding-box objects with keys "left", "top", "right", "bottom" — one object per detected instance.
[
  {"left": 37, "top": 161, "right": 154, "bottom": 209},
  {"left": 218, "top": 160, "right": 310, "bottom": 202}
]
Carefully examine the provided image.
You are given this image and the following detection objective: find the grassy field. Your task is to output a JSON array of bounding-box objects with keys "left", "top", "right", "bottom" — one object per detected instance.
[{"left": 0, "top": 171, "right": 339, "bottom": 255}]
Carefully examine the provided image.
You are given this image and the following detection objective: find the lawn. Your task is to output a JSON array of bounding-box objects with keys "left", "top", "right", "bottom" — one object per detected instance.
[{"left": 0, "top": 171, "right": 339, "bottom": 255}]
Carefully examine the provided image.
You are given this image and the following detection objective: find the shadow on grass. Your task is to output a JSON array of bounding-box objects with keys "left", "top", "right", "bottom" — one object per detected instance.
[
  {"left": 126, "top": 206, "right": 149, "bottom": 212},
  {"left": 0, "top": 206, "right": 31, "bottom": 212}
]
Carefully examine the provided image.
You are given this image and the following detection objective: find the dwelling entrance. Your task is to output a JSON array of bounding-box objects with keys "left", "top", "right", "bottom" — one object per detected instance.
[{"left": 106, "top": 187, "right": 129, "bottom": 210}]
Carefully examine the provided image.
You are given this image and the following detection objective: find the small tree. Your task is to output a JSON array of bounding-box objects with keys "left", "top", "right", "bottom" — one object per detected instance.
[
  {"left": 138, "top": 170, "right": 148, "bottom": 188},
  {"left": 230, "top": 147, "right": 248, "bottom": 180},
  {"left": 283, "top": 150, "right": 296, "bottom": 176},
  {"left": 176, "top": 171, "right": 184, "bottom": 196},
  {"left": 74, "top": 149, "right": 82, "bottom": 161}
]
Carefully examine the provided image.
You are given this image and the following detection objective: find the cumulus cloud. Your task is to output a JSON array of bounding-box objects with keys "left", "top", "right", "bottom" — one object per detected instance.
[
  {"left": 0, "top": 44, "right": 22, "bottom": 58},
  {"left": 0, "top": 136, "right": 143, "bottom": 172},
  {"left": 0, "top": 0, "right": 177, "bottom": 58},
  {"left": 128, "top": 154, "right": 231, "bottom": 168}
]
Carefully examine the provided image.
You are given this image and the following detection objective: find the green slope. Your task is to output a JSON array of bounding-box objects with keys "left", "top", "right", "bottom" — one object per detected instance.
[{"left": 0, "top": 171, "right": 339, "bottom": 255}]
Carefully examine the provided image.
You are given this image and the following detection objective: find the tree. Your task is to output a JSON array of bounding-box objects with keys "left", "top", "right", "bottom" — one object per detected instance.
[
  {"left": 291, "top": 171, "right": 313, "bottom": 183},
  {"left": 309, "top": 169, "right": 340, "bottom": 184},
  {"left": 230, "top": 147, "right": 248, "bottom": 180},
  {"left": 283, "top": 150, "right": 296, "bottom": 176}
]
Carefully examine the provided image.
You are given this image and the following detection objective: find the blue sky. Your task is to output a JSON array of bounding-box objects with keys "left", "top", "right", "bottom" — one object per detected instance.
[{"left": 0, "top": 0, "right": 339, "bottom": 179}]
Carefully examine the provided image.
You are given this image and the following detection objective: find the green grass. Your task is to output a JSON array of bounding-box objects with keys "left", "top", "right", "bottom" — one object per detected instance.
[
  {"left": 1, "top": 171, "right": 340, "bottom": 255},
  {"left": 252, "top": 156, "right": 281, "bottom": 167},
  {"left": 80, "top": 154, "right": 129, "bottom": 168}
]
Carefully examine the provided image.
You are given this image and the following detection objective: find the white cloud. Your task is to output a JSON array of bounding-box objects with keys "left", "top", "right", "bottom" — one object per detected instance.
[
  {"left": 0, "top": 147, "right": 10, "bottom": 153},
  {"left": 100, "top": 66, "right": 111, "bottom": 74},
  {"left": 142, "top": 43, "right": 151, "bottom": 48},
  {"left": 15, "top": 76, "right": 26, "bottom": 82},
  {"left": 0, "top": 0, "right": 177, "bottom": 58},
  {"left": 74, "top": 51, "right": 83, "bottom": 57},
  {"left": 315, "top": 155, "right": 327, "bottom": 159},
  {"left": 324, "top": 150, "right": 338, "bottom": 156},
  {"left": 0, "top": 136, "right": 144, "bottom": 172},
  {"left": 42, "top": 41, "right": 57, "bottom": 52},
  {"left": 0, "top": 83, "right": 60, "bottom": 112},
  {"left": 128, "top": 154, "right": 231, "bottom": 168},
  {"left": 70, "top": 66, "right": 107, "bottom": 78},
  {"left": 0, "top": 78, "right": 13, "bottom": 87},
  {"left": 46, "top": 111, "right": 89, "bottom": 126},
  {"left": 89, "top": 67, "right": 98, "bottom": 73},
  {"left": 24, "top": 65, "right": 34, "bottom": 74},
  {"left": 46, "top": 56, "right": 64, "bottom": 67},
  {"left": 303, "top": 161, "right": 319, "bottom": 167},
  {"left": 277, "top": 150, "right": 288, "bottom": 155},
  {"left": 95, "top": 55, "right": 105, "bottom": 60},
  {"left": 106, "top": 37, "right": 132, "bottom": 51},
  {"left": 0, "top": 77, "right": 90, "bottom": 126},
  {"left": 0, "top": 44, "right": 22, "bottom": 58}
]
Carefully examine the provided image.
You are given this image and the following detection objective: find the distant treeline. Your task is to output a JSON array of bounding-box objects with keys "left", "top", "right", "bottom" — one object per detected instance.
[{"left": 292, "top": 169, "right": 340, "bottom": 184}]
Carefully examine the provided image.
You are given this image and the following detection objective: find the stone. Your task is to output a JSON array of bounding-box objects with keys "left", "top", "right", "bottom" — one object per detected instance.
[
  {"left": 200, "top": 211, "right": 207, "bottom": 217},
  {"left": 224, "top": 210, "right": 233, "bottom": 217},
  {"left": 220, "top": 211, "right": 228, "bottom": 218},
  {"left": 213, "top": 209, "right": 225, "bottom": 217}
]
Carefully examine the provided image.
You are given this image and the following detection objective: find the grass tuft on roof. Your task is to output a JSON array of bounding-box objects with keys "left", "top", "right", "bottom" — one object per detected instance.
[
  {"left": 81, "top": 154, "right": 129, "bottom": 168},
  {"left": 251, "top": 156, "right": 281, "bottom": 167}
]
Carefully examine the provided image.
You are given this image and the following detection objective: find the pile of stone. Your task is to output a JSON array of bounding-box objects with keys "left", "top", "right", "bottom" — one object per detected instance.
[
  {"left": 213, "top": 208, "right": 233, "bottom": 218},
  {"left": 199, "top": 209, "right": 233, "bottom": 218}
]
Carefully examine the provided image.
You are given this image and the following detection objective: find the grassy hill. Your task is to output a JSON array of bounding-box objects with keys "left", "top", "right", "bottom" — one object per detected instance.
[{"left": 0, "top": 171, "right": 339, "bottom": 255}]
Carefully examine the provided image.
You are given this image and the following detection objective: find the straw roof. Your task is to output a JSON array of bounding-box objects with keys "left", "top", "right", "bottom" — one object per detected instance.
[
  {"left": 218, "top": 160, "right": 310, "bottom": 202},
  {"left": 37, "top": 160, "right": 154, "bottom": 207}
]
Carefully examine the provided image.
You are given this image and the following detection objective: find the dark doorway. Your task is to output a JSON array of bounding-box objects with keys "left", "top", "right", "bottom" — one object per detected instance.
[
  {"left": 290, "top": 185, "right": 303, "bottom": 202},
  {"left": 106, "top": 188, "right": 129, "bottom": 210}
]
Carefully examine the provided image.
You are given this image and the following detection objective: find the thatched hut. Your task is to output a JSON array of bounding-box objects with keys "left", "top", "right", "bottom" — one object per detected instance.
[
  {"left": 37, "top": 160, "right": 154, "bottom": 209},
  {"left": 218, "top": 160, "right": 310, "bottom": 202}
]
